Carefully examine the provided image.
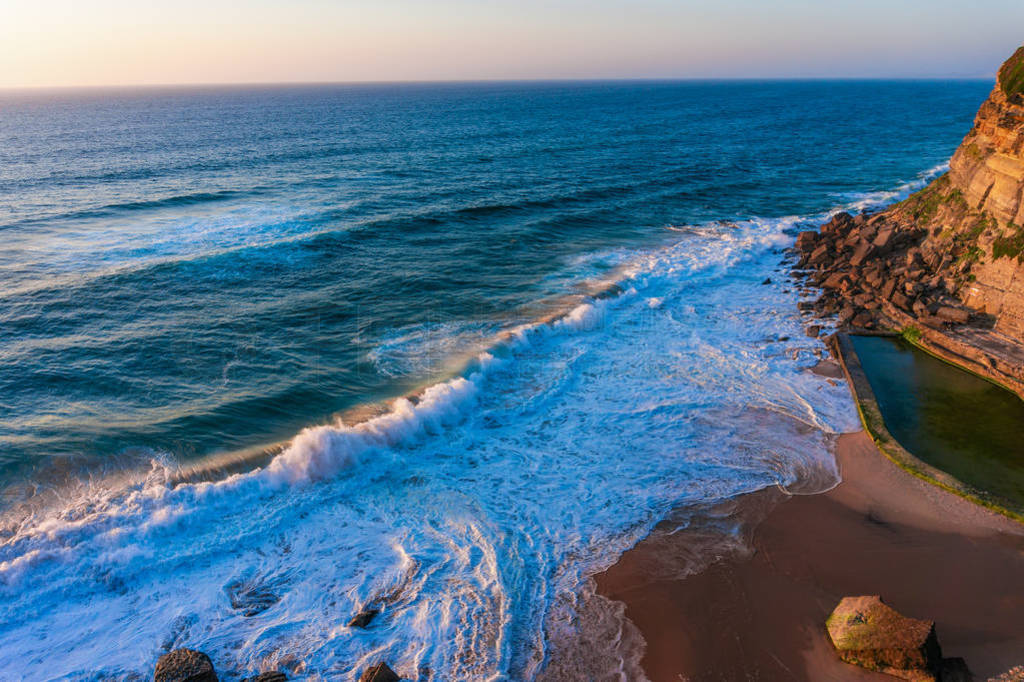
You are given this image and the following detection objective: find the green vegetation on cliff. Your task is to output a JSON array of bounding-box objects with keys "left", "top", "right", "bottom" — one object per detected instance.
[
  {"left": 901, "top": 325, "right": 923, "bottom": 344},
  {"left": 999, "top": 45, "right": 1024, "bottom": 101},
  {"left": 898, "top": 173, "right": 952, "bottom": 223},
  {"left": 993, "top": 222, "right": 1024, "bottom": 262}
]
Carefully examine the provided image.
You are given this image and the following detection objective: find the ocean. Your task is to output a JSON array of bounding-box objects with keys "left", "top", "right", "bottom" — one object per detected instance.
[{"left": 0, "top": 80, "right": 990, "bottom": 679}]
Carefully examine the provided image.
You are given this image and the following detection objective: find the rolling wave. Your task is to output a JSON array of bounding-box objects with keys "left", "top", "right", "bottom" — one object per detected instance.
[{"left": 0, "top": 205, "right": 861, "bottom": 680}]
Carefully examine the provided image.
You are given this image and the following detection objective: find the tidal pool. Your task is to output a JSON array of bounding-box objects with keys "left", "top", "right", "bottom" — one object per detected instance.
[{"left": 851, "top": 334, "right": 1024, "bottom": 509}]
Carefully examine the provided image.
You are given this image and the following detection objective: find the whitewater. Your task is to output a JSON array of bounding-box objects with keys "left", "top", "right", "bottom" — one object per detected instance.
[{"left": 0, "top": 163, "right": 955, "bottom": 680}]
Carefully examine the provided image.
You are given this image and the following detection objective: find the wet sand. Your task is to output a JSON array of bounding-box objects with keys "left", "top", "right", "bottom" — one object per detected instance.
[{"left": 596, "top": 430, "right": 1024, "bottom": 680}]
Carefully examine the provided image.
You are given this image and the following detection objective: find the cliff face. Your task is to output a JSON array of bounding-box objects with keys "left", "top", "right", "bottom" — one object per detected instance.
[
  {"left": 949, "top": 47, "right": 1024, "bottom": 227},
  {"left": 792, "top": 46, "right": 1024, "bottom": 392},
  {"left": 944, "top": 46, "right": 1024, "bottom": 335},
  {"left": 794, "top": 45, "right": 1024, "bottom": 340}
]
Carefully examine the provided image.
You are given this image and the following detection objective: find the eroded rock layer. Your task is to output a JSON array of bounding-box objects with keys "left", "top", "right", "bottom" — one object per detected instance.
[{"left": 794, "top": 45, "right": 1024, "bottom": 354}]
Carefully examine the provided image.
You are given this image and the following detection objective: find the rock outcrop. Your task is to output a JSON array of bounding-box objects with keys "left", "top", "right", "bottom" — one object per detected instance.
[
  {"left": 938, "top": 45, "right": 1024, "bottom": 337},
  {"left": 793, "top": 45, "right": 1024, "bottom": 392},
  {"left": 153, "top": 649, "right": 218, "bottom": 682},
  {"left": 826, "top": 596, "right": 942, "bottom": 680}
]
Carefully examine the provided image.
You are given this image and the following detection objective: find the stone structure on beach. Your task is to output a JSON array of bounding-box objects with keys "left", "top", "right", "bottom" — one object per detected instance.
[{"left": 793, "top": 45, "right": 1024, "bottom": 384}]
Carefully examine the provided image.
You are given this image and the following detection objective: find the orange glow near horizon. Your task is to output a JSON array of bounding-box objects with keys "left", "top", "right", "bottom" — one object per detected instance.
[{"left": 1, "top": 0, "right": 1021, "bottom": 88}]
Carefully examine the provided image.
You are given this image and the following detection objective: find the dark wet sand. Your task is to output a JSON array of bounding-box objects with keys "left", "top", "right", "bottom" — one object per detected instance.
[{"left": 596, "top": 431, "right": 1024, "bottom": 680}]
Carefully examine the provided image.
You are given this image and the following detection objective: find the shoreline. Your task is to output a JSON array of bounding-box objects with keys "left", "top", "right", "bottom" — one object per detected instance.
[{"left": 595, "top": 429, "right": 1024, "bottom": 680}]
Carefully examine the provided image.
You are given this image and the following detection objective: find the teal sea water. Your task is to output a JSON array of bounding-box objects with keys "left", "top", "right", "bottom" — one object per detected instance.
[{"left": 0, "top": 81, "right": 990, "bottom": 679}]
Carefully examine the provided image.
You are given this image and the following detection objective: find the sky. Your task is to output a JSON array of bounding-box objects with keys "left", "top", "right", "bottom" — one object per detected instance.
[{"left": 1, "top": 0, "right": 1023, "bottom": 88}]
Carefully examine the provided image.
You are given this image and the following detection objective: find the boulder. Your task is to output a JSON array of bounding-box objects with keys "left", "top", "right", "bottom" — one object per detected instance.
[
  {"left": 822, "top": 272, "right": 850, "bottom": 290},
  {"left": 796, "top": 231, "right": 818, "bottom": 250},
  {"left": 359, "top": 662, "right": 400, "bottom": 682},
  {"left": 850, "top": 241, "right": 878, "bottom": 268},
  {"left": 853, "top": 293, "right": 874, "bottom": 308},
  {"left": 936, "top": 306, "right": 971, "bottom": 325},
  {"left": 809, "top": 244, "right": 832, "bottom": 266},
  {"left": 348, "top": 608, "right": 380, "bottom": 629},
  {"left": 873, "top": 226, "right": 896, "bottom": 252},
  {"left": 822, "top": 212, "right": 855, "bottom": 235},
  {"left": 851, "top": 311, "right": 875, "bottom": 329},
  {"left": 826, "top": 596, "right": 941, "bottom": 680},
  {"left": 891, "top": 292, "right": 912, "bottom": 311},
  {"left": 805, "top": 325, "right": 821, "bottom": 338},
  {"left": 154, "top": 649, "right": 218, "bottom": 682}
]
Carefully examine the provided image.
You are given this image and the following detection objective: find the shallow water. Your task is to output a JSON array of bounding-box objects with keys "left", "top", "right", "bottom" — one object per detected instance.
[
  {"left": 0, "top": 81, "right": 989, "bottom": 679},
  {"left": 851, "top": 334, "right": 1024, "bottom": 509}
]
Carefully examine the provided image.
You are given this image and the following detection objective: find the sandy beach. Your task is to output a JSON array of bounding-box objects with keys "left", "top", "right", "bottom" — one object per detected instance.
[{"left": 597, "top": 427, "right": 1024, "bottom": 680}]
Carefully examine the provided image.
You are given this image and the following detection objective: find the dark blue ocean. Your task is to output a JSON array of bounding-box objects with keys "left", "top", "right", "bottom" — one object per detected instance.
[{"left": 0, "top": 81, "right": 990, "bottom": 679}]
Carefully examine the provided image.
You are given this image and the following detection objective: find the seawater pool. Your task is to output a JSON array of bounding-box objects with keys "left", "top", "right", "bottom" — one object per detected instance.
[{"left": 851, "top": 334, "right": 1024, "bottom": 509}]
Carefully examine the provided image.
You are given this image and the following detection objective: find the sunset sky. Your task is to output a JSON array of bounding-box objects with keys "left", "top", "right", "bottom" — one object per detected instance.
[{"left": 2, "top": 0, "right": 1022, "bottom": 88}]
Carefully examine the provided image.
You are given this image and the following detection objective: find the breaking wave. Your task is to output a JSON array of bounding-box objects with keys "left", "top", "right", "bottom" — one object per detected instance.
[{"left": 0, "top": 203, "right": 866, "bottom": 680}]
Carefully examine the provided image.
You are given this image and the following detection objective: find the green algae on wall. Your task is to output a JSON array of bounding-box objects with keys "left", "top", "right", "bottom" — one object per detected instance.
[{"left": 850, "top": 334, "right": 1024, "bottom": 510}]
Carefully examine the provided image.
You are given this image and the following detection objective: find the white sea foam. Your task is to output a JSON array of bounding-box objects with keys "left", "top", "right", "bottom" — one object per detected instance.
[
  {"left": 840, "top": 162, "right": 949, "bottom": 214},
  {"left": 263, "top": 373, "right": 485, "bottom": 485},
  {"left": 0, "top": 199, "right": 870, "bottom": 680}
]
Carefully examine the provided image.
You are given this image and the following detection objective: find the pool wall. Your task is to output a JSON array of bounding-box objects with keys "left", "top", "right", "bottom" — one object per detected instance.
[{"left": 828, "top": 333, "right": 1024, "bottom": 523}]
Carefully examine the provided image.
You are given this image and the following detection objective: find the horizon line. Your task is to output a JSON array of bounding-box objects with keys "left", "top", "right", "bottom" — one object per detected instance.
[{"left": 0, "top": 74, "right": 998, "bottom": 92}]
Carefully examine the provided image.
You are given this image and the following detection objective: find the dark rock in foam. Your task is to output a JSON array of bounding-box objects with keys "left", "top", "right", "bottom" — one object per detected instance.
[
  {"left": 359, "top": 662, "right": 400, "bottom": 682},
  {"left": 348, "top": 607, "right": 380, "bottom": 628},
  {"left": 154, "top": 649, "right": 218, "bottom": 682}
]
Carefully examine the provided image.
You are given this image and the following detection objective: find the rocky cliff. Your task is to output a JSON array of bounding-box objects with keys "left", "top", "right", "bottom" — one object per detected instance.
[
  {"left": 793, "top": 45, "right": 1024, "bottom": 390},
  {"left": 946, "top": 45, "right": 1024, "bottom": 335}
]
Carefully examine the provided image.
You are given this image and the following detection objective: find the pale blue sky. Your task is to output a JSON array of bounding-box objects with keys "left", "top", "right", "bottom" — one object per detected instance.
[{"left": 1, "top": 0, "right": 1022, "bottom": 87}]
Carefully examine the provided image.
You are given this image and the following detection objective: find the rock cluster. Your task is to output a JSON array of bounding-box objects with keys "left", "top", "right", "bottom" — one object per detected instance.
[
  {"left": 796, "top": 45, "right": 1024, "bottom": 340},
  {"left": 793, "top": 210, "right": 976, "bottom": 332}
]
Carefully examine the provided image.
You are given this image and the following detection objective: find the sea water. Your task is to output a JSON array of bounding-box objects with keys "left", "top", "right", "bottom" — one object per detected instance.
[{"left": 0, "top": 81, "right": 989, "bottom": 679}]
